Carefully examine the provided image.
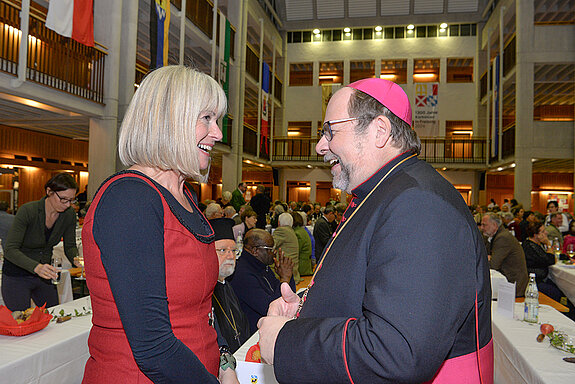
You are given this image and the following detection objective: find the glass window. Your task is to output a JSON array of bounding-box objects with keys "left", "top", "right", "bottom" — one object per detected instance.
[
  {"left": 449, "top": 25, "right": 459, "bottom": 36},
  {"left": 416, "top": 26, "right": 426, "bottom": 38},
  {"left": 333, "top": 29, "right": 342, "bottom": 41},
  {"left": 413, "top": 58, "right": 440, "bottom": 83},
  {"left": 319, "top": 61, "right": 343, "bottom": 84},
  {"left": 380, "top": 59, "right": 408, "bottom": 84},
  {"left": 350, "top": 60, "right": 375, "bottom": 83},
  {"left": 290, "top": 62, "right": 313, "bottom": 86},
  {"left": 288, "top": 121, "right": 312, "bottom": 137},
  {"left": 447, "top": 58, "right": 473, "bottom": 83},
  {"left": 385, "top": 27, "right": 394, "bottom": 39},
  {"left": 363, "top": 28, "right": 373, "bottom": 39}
]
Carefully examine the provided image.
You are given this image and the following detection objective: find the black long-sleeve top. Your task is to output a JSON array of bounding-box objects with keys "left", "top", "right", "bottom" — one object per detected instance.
[{"left": 522, "top": 239, "right": 555, "bottom": 281}]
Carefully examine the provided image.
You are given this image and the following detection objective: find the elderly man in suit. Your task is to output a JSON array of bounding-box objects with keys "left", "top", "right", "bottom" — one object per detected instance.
[{"left": 481, "top": 212, "right": 528, "bottom": 297}]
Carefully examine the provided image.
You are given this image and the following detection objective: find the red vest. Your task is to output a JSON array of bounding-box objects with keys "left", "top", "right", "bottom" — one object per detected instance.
[{"left": 82, "top": 173, "right": 219, "bottom": 382}]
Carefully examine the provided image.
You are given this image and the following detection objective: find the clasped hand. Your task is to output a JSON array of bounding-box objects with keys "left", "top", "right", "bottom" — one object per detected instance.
[{"left": 257, "top": 283, "right": 300, "bottom": 364}]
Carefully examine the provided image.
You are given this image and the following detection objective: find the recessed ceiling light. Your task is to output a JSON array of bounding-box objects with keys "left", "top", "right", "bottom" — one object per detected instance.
[
  {"left": 511, "top": 163, "right": 516, "bottom": 168},
  {"left": 497, "top": 167, "right": 503, "bottom": 171},
  {"left": 343, "top": 27, "right": 351, "bottom": 33}
]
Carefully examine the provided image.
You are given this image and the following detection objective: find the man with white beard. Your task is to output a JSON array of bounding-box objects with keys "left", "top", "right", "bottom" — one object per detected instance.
[{"left": 209, "top": 218, "right": 251, "bottom": 353}]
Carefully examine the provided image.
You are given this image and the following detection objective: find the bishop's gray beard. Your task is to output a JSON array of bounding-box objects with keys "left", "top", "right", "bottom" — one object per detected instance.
[{"left": 332, "top": 161, "right": 351, "bottom": 192}]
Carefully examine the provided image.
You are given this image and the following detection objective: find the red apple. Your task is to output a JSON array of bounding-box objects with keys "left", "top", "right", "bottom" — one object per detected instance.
[{"left": 540, "top": 323, "right": 554, "bottom": 335}]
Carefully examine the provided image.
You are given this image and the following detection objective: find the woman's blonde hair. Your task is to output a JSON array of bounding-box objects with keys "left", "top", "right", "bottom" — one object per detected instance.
[{"left": 118, "top": 66, "right": 227, "bottom": 180}]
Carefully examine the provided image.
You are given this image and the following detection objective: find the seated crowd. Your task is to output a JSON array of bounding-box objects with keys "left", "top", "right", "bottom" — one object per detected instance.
[
  {"left": 474, "top": 198, "right": 575, "bottom": 320},
  {"left": 197, "top": 186, "right": 350, "bottom": 348}
]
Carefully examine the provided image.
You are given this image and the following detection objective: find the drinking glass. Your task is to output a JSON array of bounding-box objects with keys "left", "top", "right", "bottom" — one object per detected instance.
[
  {"left": 552, "top": 238, "right": 561, "bottom": 262},
  {"left": 567, "top": 244, "right": 575, "bottom": 262},
  {"left": 76, "top": 256, "right": 85, "bottom": 280},
  {"left": 51, "top": 257, "right": 62, "bottom": 285}
]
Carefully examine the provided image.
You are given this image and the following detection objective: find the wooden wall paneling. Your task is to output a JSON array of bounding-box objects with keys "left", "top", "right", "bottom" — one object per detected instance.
[{"left": 0, "top": 125, "right": 88, "bottom": 163}]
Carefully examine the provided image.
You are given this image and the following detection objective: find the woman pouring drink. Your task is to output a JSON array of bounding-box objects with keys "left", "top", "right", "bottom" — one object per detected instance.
[
  {"left": 2, "top": 173, "right": 79, "bottom": 310},
  {"left": 82, "top": 66, "right": 238, "bottom": 383}
]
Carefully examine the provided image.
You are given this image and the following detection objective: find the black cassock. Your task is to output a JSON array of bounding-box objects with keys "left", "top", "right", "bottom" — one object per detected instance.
[{"left": 212, "top": 281, "right": 252, "bottom": 353}]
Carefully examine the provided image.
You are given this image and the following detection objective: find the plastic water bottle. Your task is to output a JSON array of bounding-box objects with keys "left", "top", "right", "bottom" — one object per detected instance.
[{"left": 524, "top": 273, "right": 539, "bottom": 323}]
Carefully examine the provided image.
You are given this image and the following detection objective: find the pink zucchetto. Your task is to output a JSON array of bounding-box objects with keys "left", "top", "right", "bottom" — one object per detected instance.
[{"left": 347, "top": 78, "right": 412, "bottom": 127}]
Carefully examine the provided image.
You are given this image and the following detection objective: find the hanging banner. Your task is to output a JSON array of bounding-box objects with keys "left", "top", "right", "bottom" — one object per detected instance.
[
  {"left": 260, "top": 62, "right": 270, "bottom": 157},
  {"left": 321, "top": 84, "right": 342, "bottom": 135},
  {"left": 413, "top": 83, "right": 439, "bottom": 137},
  {"left": 46, "top": 0, "right": 94, "bottom": 46},
  {"left": 150, "top": 0, "right": 170, "bottom": 69},
  {"left": 219, "top": 14, "right": 231, "bottom": 143},
  {"left": 492, "top": 55, "right": 500, "bottom": 158}
]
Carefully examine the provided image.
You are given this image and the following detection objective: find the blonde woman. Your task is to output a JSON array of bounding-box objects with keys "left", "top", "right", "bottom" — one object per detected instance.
[{"left": 82, "top": 66, "right": 237, "bottom": 383}]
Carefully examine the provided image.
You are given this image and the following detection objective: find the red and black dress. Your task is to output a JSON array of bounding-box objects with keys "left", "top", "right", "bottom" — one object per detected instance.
[{"left": 82, "top": 171, "right": 220, "bottom": 383}]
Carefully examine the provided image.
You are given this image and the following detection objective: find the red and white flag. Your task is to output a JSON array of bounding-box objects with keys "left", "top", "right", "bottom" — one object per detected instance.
[{"left": 46, "top": 0, "right": 94, "bottom": 47}]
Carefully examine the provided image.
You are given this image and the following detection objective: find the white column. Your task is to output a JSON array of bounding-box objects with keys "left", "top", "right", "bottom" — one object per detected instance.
[
  {"left": 514, "top": 0, "right": 535, "bottom": 209},
  {"left": 87, "top": 0, "right": 126, "bottom": 198}
]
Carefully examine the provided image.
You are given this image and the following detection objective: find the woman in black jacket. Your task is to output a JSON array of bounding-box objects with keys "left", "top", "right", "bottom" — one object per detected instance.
[{"left": 522, "top": 222, "right": 566, "bottom": 303}]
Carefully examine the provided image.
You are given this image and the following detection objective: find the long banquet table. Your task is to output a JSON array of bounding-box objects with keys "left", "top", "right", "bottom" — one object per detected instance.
[
  {"left": 0, "top": 296, "right": 91, "bottom": 384},
  {"left": 549, "top": 263, "right": 575, "bottom": 305},
  {"left": 492, "top": 302, "right": 575, "bottom": 384}
]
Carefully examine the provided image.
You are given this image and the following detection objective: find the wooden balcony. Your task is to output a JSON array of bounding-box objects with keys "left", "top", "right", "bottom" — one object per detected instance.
[{"left": 0, "top": 1, "right": 107, "bottom": 103}]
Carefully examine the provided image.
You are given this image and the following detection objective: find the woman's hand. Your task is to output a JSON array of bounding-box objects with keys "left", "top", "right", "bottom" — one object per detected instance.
[
  {"left": 218, "top": 367, "right": 239, "bottom": 384},
  {"left": 73, "top": 256, "right": 82, "bottom": 268},
  {"left": 33, "top": 263, "right": 59, "bottom": 280}
]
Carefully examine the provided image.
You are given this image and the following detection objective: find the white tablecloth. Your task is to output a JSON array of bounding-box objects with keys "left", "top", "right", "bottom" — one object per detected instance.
[
  {"left": 492, "top": 302, "right": 575, "bottom": 384},
  {"left": 234, "top": 302, "right": 575, "bottom": 384},
  {"left": 491, "top": 269, "right": 507, "bottom": 300},
  {"left": 0, "top": 296, "right": 92, "bottom": 384},
  {"left": 549, "top": 263, "right": 575, "bottom": 305}
]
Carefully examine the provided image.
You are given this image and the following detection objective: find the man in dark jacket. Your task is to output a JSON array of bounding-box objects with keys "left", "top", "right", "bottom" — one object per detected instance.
[
  {"left": 312, "top": 205, "right": 335, "bottom": 257},
  {"left": 229, "top": 229, "right": 295, "bottom": 334},
  {"left": 248, "top": 185, "right": 270, "bottom": 229},
  {"left": 257, "top": 78, "right": 493, "bottom": 383}
]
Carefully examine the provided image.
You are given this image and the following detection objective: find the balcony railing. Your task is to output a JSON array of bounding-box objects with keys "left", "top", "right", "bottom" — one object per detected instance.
[
  {"left": 420, "top": 137, "right": 487, "bottom": 164},
  {"left": 273, "top": 137, "right": 488, "bottom": 164},
  {"left": 0, "top": 1, "right": 107, "bottom": 103},
  {"left": 273, "top": 137, "right": 322, "bottom": 162}
]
